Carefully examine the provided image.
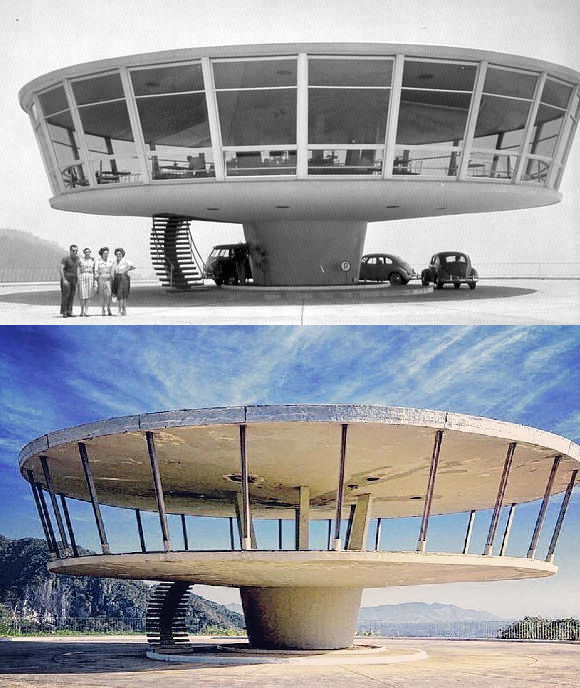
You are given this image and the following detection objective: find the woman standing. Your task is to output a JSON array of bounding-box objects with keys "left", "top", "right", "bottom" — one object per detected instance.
[
  {"left": 111, "top": 248, "right": 135, "bottom": 316},
  {"left": 78, "top": 247, "right": 96, "bottom": 317},
  {"left": 96, "top": 247, "right": 114, "bottom": 316}
]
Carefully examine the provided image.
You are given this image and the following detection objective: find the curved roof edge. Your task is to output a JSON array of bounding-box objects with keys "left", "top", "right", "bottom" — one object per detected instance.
[
  {"left": 18, "top": 404, "right": 580, "bottom": 471},
  {"left": 19, "top": 42, "right": 580, "bottom": 110}
]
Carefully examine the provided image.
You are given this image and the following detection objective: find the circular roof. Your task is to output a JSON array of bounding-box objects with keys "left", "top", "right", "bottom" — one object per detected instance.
[{"left": 20, "top": 405, "right": 580, "bottom": 519}]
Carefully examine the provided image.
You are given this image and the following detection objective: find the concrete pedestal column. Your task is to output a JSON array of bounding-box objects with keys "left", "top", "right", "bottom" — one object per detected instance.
[
  {"left": 243, "top": 220, "right": 368, "bottom": 286},
  {"left": 240, "top": 586, "right": 363, "bottom": 650}
]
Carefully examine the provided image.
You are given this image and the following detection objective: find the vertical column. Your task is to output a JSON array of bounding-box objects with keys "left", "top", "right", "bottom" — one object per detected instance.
[
  {"left": 145, "top": 431, "right": 172, "bottom": 553},
  {"left": 59, "top": 494, "right": 79, "bottom": 557},
  {"left": 235, "top": 493, "right": 257, "bottom": 549},
  {"left": 347, "top": 493, "right": 373, "bottom": 551},
  {"left": 333, "top": 424, "right": 348, "bottom": 551},
  {"left": 499, "top": 503, "right": 516, "bottom": 556},
  {"left": 78, "top": 442, "right": 110, "bottom": 554},
  {"left": 546, "top": 469, "right": 578, "bottom": 563},
  {"left": 296, "top": 52, "right": 308, "bottom": 178},
  {"left": 39, "top": 456, "right": 70, "bottom": 556},
  {"left": 327, "top": 519, "right": 332, "bottom": 550},
  {"left": 417, "top": 430, "right": 443, "bottom": 553},
  {"left": 135, "top": 509, "right": 147, "bottom": 553},
  {"left": 239, "top": 424, "right": 252, "bottom": 551},
  {"left": 278, "top": 519, "right": 283, "bottom": 550},
  {"left": 27, "top": 469, "right": 57, "bottom": 559},
  {"left": 527, "top": 455, "right": 561, "bottom": 559},
  {"left": 344, "top": 504, "right": 356, "bottom": 549},
  {"left": 36, "top": 483, "right": 59, "bottom": 557},
  {"left": 374, "top": 518, "right": 383, "bottom": 551},
  {"left": 295, "top": 486, "right": 310, "bottom": 550},
  {"left": 484, "top": 442, "right": 516, "bottom": 555},
  {"left": 181, "top": 514, "right": 189, "bottom": 551},
  {"left": 229, "top": 516, "right": 235, "bottom": 550},
  {"left": 462, "top": 510, "right": 476, "bottom": 554}
]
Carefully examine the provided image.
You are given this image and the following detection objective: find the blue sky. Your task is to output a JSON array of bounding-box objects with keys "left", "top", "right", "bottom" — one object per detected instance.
[{"left": 1, "top": 325, "right": 579, "bottom": 617}]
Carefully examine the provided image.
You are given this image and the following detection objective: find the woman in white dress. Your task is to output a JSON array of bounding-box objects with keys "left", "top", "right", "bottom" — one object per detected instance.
[
  {"left": 111, "top": 247, "right": 135, "bottom": 316},
  {"left": 78, "top": 247, "right": 96, "bottom": 317},
  {"left": 96, "top": 247, "right": 114, "bottom": 316}
]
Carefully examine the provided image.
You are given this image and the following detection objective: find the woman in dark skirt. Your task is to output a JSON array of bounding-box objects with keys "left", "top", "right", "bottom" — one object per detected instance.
[{"left": 111, "top": 247, "right": 135, "bottom": 316}]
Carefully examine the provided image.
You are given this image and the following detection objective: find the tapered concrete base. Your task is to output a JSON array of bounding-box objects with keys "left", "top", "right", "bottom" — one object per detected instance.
[
  {"left": 240, "top": 586, "right": 362, "bottom": 650},
  {"left": 243, "top": 220, "right": 367, "bottom": 286}
]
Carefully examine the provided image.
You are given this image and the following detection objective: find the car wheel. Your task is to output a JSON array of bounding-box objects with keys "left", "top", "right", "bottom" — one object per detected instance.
[
  {"left": 389, "top": 272, "right": 403, "bottom": 286},
  {"left": 454, "top": 282, "right": 461, "bottom": 289},
  {"left": 469, "top": 281, "right": 476, "bottom": 290},
  {"left": 421, "top": 273, "right": 430, "bottom": 286},
  {"left": 436, "top": 280, "right": 444, "bottom": 290},
  {"left": 214, "top": 278, "right": 223, "bottom": 287}
]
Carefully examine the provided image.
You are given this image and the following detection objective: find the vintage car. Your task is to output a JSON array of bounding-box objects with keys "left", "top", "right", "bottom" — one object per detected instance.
[
  {"left": 421, "top": 252, "right": 478, "bottom": 289},
  {"left": 204, "top": 243, "right": 252, "bottom": 286},
  {"left": 359, "top": 254, "right": 418, "bottom": 285}
]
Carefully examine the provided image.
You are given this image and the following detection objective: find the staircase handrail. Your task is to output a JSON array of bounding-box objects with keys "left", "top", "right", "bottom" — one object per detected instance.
[
  {"left": 187, "top": 226, "right": 206, "bottom": 275},
  {"left": 151, "top": 221, "right": 177, "bottom": 288}
]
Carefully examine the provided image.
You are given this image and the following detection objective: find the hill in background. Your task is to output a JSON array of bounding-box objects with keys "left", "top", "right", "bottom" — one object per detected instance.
[
  {"left": 359, "top": 601, "right": 504, "bottom": 623},
  {"left": 0, "top": 229, "right": 66, "bottom": 269}
]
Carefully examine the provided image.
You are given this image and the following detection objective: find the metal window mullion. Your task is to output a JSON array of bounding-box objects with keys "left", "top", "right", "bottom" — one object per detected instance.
[
  {"left": 296, "top": 52, "right": 308, "bottom": 178},
  {"left": 457, "top": 61, "right": 488, "bottom": 179},
  {"left": 202, "top": 57, "right": 225, "bottom": 180},
  {"left": 78, "top": 443, "right": 110, "bottom": 554},
  {"left": 119, "top": 67, "right": 151, "bottom": 183},
  {"left": 229, "top": 516, "right": 235, "bottom": 550},
  {"left": 527, "top": 455, "right": 561, "bottom": 559},
  {"left": 327, "top": 519, "right": 332, "bottom": 550},
  {"left": 484, "top": 442, "right": 516, "bottom": 555},
  {"left": 383, "top": 53, "right": 404, "bottom": 178},
  {"left": 31, "top": 117, "right": 56, "bottom": 192},
  {"left": 513, "top": 72, "right": 547, "bottom": 183},
  {"left": 278, "top": 519, "right": 283, "bottom": 550},
  {"left": 374, "top": 518, "right": 383, "bottom": 551},
  {"left": 499, "top": 503, "right": 516, "bottom": 556},
  {"left": 145, "top": 431, "right": 172, "bottom": 552},
  {"left": 333, "top": 424, "right": 348, "bottom": 551},
  {"left": 546, "top": 469, "right": 578, "bottom": 562},
  {"left": 36, "top": 483, "right": 60, "bottom": 557},
  {"left": 135, "top": 509, "right": 146, "bottom": 553},
  {"left": 463, "top": 510, "right": 476, "bottom": 554},
  {"left": 180, "top": 514, "right": 189, "bottom": 551},
  {"left": 27, "top": 469, "right": 56, "bottom": 557},
  {"left": 239, "top": 424, "right": 252, "bottom": 550},
  {"left": 62, "top": 80, "right": 96, "bottom": 186},
  {"left": 39, "top": 455, "right": 70, "bottom": 556},
  {"left": 417, "top": 430, "right": 443, "bottom": 552},
  {"left": 59, "top": 494, "right": 79, "bottom": 557},
  {"left": 547, "top": 83, "right": 580, "bottom": 187}
]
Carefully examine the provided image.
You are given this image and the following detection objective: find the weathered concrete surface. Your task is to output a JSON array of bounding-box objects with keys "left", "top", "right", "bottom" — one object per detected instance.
[
  {"left": 1, "top": 279, "right": 580, "bottom": 325},
  {"left": 1, "top": 637, "right": 579, "bottom": 687}
]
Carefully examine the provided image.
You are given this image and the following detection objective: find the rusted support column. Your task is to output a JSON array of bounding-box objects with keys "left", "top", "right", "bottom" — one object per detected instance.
[
  {"left": 181, "top": 514, "right": 189, "bottom": 551},
  {"left": 229, "top": 516, "right": 235, "bottom": 550},
  {"left": 333, "top": 424, "right": 348, "bottom": 551},
  {"left": 27, "top": 469, "right": 57, "bottom": 559},
  {"left": 417, "top": 430, "right": 443, "bottom": 553},
  {"left": 36, "top": 483, "right": 59, "bottom": 557},
  {"left": 59, "top": 494, "right": 79, "bottom": 557},
  {"left": 484, "top": 442, "right": 516, "bottom": 555},
  {"left": 235, "top": 493, "right": 257, "bottom": 549},
  {"left": 135, "top": 509, "right": 146, "bottom": 552},
  {"left": 374, "top": 518, "right": 383, "bottom": 551},
  {"left": 239, "top": 424, "right": 252, "bottom": 550},
  {"left": 39, "top": 456, "right": 70, "bottom": 557},
  {"left": 145, "top": 431, "right": 172, "bottom": 553},
  {"left": 463, "top": 510, "right": 476, "bottom": 554},
  {"left": 78, "top": 442, "right": 110, "bottom": 554},
  {"left": 278, "top": 519, "right": 283, "bottom": 550},
  {"left": 546, "top": 469, "right": 578, "bottom": 563},
  {"left": 344, "top": 504, "right": 356, "bottom": 549},
  {"left": 499, "top": 503, "right": 516, "bottom": 556},
  {"left": 295, "top": 486, "right": 310, "bottom": 550},
  {"left": 347, "top": 493, "right": 373, "bottom": 551},
  {"left": 528, "top": 455, "right": 561, "bottom": 559}
]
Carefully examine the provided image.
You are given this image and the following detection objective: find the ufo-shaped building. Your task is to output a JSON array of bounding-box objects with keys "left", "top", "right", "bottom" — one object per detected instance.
[
  {"left": 19, "top": 405, "right": 579, "bottom": 651},
  {"left": 19, "top": 44, "right": 580, "bottom": 285}
]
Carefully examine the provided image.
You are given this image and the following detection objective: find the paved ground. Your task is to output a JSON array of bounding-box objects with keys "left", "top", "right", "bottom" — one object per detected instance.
[
  {"left": 1, "top": 636, "right": 578, "bottom": 687},
  {"left": 1, "top": 279, "right": 579, "bottom": 325}
]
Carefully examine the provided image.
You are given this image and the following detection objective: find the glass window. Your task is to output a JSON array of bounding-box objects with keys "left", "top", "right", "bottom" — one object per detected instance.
[
  {"left": 309, "top": 58, "right": 392, "bottom": 86},
  {"left": 38, "top": 85, "right": 69, "bottom": 115},
  {"left": 35, "top": 125, "right": 56, "bottom": 172},
  {"left": 61, "top": 163, "right": 89, "bottom": 189},
  {"left": 541, "top": 78, "right": 572, "bottom": 109},
  {"left": 483, "top": 68, "right": 537, "bottom": 99},
  {"left": 217, "top": 90, "right": 296, "bottom": 146},
  {"left": 556, "top": 114, "right": 577, "bottom": 163},
  {"left": 309, "top": 89, "right": 389, "bottom": 144},
  {"left": 131, "top": 64, "right": 204, "bottom": 95},
  {"left": 527, "top": 104, "right": 565, "bottom": 157},
  {"left": 150, "top": 149, "right": 215, "bottom": 179},
  {"left": 466, "top": 151, "right": 517, "bottom": 179},
  {"left": 213, "top": 59, "right": 297, "bottom": 89},
  {"left": 308, "top": 148, "right": 383, "bottom": 174},
  {"left": 522, "top": 157, "right": 550, "bottom": 183},
  {"left": 393, "top": 147, "right": 461, "bottom": 177},
  {"left": 402, "top": 61, "right": 476, "bottom": 91},
  {"left": 225, "top": 149, "right": 296, "bottom": 176},
  {"left": 137, "top": 93, "right": 210, "bottom": 148},
  {"left": 77, "top": 100, "right": 136, "bottom": 155},
  {"left": 72, "top": 73, "right": 124, "bottom": 105},
  {"left": 90, "top": 158, "right": 142, "bottom": 184},
  {"left": 473, "top": 95, "right": 531, "bottom": 150},
  {"left": 45, "top": 110, "right": 81, "bottom": 166},
  {"left": 396, "top": 91, "right": 471, "bottom": 146}
]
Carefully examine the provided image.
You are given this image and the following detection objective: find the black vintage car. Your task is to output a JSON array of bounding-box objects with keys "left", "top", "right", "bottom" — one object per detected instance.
[
  {"left": 204, "top": 244, "right": 252, "bottom": 286},
  {"left": 359, "top": 254, "right": 418, "bottom": 285},
  {"left": 421, "top": 252, "right": 478, "bottom": 289}
]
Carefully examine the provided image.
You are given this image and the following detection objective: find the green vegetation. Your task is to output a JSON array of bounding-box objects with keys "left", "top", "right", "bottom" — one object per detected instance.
[{"left": 498, "top": 616, "right": 580, "bottom": 640}]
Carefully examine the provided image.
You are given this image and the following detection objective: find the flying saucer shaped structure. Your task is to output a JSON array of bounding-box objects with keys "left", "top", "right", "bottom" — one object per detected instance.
[
  {"left": 19, "top": 44, "right": 580, "bottom": 285},
  {"left": 19, "top": 405, "right": 580, "bottom": 650}
]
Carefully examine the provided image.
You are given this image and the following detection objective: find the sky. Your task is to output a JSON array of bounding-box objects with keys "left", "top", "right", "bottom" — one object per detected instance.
[
  {"left": 1, "top": 325, "right": 579, "bottom": 618},
  {"left": 1, "top": 0, "right": 580, "bottom": 270}
]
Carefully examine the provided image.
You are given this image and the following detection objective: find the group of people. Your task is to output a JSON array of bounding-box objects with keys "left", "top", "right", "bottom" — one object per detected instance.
[{"left": 59, "top": 245, "right": 135, "bottom": 318}]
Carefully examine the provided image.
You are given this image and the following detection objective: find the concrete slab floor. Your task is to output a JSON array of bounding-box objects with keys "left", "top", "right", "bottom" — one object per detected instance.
[
  {"left": 0, "top": 279, "right": 579, "bottom": 325},
  {"left": 1, "top": 636, "right": 579, "bottom": 687}
]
